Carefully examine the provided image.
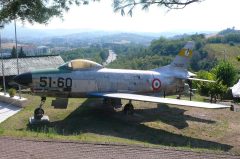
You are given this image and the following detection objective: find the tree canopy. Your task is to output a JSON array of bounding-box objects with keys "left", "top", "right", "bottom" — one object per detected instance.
[
  {"left": 11, "top": 46, "right": 17, "bottom": 58},
  {"left": 212, "top": 61, "right": 237, "bottom": 87},
  {"left": 0, "top": 0, "right": 202, "bottom": 24},
  {"left": 0, "top": 0, "right": 98, "bottom": 24},
  {"left": 113, "top": 0, "right": 202, "bottom": 16}
]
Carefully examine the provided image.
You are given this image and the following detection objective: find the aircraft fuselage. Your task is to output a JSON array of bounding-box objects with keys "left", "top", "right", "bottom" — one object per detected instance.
[{"left": 16, "top": 67, "right": 186, "bottom": 98}]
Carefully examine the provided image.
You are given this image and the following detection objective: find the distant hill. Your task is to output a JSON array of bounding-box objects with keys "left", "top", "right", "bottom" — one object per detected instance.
[
  {"left": 1, "top": 24, "right": 161, "bottom": 46},
  {"left": 1, "top": 23, "right": 217, "bottom": 44},
  {"left": 203, "top": 43, "right": 240, "bottom": 70},
  {"left": 218, "top": 27, "right": 240, "bottom": 36}
]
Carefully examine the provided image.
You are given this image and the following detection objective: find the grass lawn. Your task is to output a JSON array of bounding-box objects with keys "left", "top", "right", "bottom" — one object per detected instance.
[{"left": 0, "top": 93, "right": 240, "bottom": 154}]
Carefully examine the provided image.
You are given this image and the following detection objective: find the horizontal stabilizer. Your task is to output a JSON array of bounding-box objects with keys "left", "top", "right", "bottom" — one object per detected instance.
[
  {"left": 89, "top": 93, "right": 230, "bottom": 109},
  {"left": 188, "top": 78, "right": 215, "bottom": 83}
]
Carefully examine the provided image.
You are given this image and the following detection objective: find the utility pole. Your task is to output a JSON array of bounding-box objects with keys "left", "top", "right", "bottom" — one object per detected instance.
[
  {"left": 14, "top": 19, "right": 21, "bottom": 99},
  {"left": 0, "top": 23, "right": 6, "bottom": 95}
]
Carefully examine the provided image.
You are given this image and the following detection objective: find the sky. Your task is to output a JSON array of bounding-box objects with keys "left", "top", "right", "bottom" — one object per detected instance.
[{"left": 23, "top": 0, "right": 240, "bottom": 33}]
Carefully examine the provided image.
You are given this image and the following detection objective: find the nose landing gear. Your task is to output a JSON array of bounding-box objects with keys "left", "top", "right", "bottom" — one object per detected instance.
[
  {"left": 29, "top": 97, "right": 49, "bottom": 124},
  {"left": 34, "top": 97, "right": 46, "bottom": 120}
]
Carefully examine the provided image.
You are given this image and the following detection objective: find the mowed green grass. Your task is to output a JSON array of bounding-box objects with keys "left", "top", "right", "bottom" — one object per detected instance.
[
  {"left": 0, "top": 94, "right": 240, "bottom": 154},
  {"left": 204, "top": 43, "right": 240, "bottom": 69}
]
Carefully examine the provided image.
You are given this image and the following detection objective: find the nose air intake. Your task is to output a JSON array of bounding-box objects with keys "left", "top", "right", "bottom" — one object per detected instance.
[{"left": 13, "top": 72, "right": 32, "bottom": 87}]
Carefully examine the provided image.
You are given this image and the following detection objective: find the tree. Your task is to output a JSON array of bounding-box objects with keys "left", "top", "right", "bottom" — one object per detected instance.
[
  {"left": 19, "top": 47, "right": 26, "bottom": 57},
  {"left": 1, "top": 0, "right": 202, "bottom": 24},
  {"left": 208, "top": 81, "right": 228, "bottom": 103},
  {"left": 113, "top": 0, "right": 202, "bottom": 16},
  {"left": 11, "top": 46, "right": 17, "bottom": 58},
  {"left": 194, "top": 70, "right": 214, "bottom": 95},
  {"left": 194, "top": 70, "right": 228, "bottom": 102},
  {"left": 237, "top": 56, "right": 240, "bottom": 62},
  {"left": 0, "top": 0, "right": 97, "bottom": 24},
  {"left": 212, "top": 61, "right": 237, "bottom": 87},
  {"left": 100, "top": 51, "right": 109, "bottom": 61}
]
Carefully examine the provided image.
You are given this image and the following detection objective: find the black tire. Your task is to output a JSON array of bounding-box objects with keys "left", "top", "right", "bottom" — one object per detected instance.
[
  {"left": 123, "top": 103, "right": 134, "bottom": 115},
  {"left": 34, "top": 108, "right": 44, "bottom": 120}
]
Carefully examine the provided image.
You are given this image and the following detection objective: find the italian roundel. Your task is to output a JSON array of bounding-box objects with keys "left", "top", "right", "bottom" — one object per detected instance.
[{"left": 152, "top": 79, "right": 161, "bottom": 90}]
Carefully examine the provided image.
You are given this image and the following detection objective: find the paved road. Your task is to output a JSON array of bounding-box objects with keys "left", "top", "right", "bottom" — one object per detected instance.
[
  {"left": 0, "top": 137, "right": 239, "bottom": 159},
  {"left": 0, "top": 102, "right": 21, "bottom": 123},
  {"left": 103, "top": 50, "right": 117, "bottom": 66}
]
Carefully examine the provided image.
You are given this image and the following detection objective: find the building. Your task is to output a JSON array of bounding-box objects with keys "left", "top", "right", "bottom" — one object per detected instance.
[
  {"left": 0, "top": 52, "right": 11, "bottom": 58},
  {"left": 24, "top": 46, "right": 51, "bottom": 56},
  {"left": 0, "top": 55, "right": 64, "bottom": 87}
]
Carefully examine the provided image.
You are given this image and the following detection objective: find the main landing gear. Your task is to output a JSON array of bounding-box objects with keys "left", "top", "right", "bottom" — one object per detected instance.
[
  {"left": 103, "top": 98, "right": 135, "bottom": 115},
  {"left": 123, "top": 101, "right": 134, "bottom": 115}
]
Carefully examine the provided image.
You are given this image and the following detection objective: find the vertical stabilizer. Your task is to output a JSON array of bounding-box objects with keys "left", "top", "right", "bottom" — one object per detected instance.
[{"left": 170, "top": 41, "right": 195, "bottom": 69}]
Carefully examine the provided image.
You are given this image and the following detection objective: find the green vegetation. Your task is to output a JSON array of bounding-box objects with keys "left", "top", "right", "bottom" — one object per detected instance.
[
  {"left": 109, "top": 36, "right": 199, "bottom": 69},
  {"left": 237, "top": 56, "right": 240, "bottom": 61},
  {"left": 212, "top": 61, "right": 237, "bottom": 87},
  {"left": 203, "top": 43, "right": 240, "bottom": 70},
  {"left": 10, "top": 46, "right": 27, "bottom": 58},
  {"left": 8, "top": 88, "right": 16, "bottom": 97},
  {"left": 11, "top": 46, "right": 17, "bottom": 58},
  {"left": 193, "top": 61, "right": 236, "bottom": 102},
  {"left": 19, "top": 47, "right": 26, "bottom": 57},
  {"left": 0, "top": 0, "right": 93, "bottom": 24}
]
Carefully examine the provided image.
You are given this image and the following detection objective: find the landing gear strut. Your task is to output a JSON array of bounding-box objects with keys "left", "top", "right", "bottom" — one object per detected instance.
[
  {"left": 34, "top": 97, "right": 46, "bottom": 120},
  {"left": 123, "top": 101, "right": 134, "bottom": 115}
]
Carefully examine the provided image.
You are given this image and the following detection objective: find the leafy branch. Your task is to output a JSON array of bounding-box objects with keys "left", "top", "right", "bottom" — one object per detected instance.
[
  {"left": 0, "top": 0, "right": 99, "bottom": 24},
  {"left": 113, "top": 0, "right": 203, "bottom": 16}
]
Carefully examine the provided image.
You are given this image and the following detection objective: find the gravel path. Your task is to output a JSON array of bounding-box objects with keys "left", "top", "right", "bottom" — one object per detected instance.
[{"left": 0, "top": 137, "right": 239, "bottom": 159}]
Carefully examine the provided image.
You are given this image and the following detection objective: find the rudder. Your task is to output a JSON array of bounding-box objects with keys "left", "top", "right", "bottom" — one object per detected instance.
[{"left": 170, "top": 41, "right": 195, "bottom": 69}]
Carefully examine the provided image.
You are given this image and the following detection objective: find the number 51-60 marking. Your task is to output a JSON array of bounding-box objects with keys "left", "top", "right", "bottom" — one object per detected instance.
[{"left": 40, "top": 77, "right": 72, "bottom": 88}]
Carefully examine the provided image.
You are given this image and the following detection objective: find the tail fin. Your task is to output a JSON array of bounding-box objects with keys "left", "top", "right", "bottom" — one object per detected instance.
[{"left": 170, "top": 41, "right": 195, "bottom": 69}]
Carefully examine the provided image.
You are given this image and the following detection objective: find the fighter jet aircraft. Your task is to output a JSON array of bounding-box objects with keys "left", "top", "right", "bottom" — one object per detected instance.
[{"left": 13, "top": 41, "right": 230, "bottom": 120}]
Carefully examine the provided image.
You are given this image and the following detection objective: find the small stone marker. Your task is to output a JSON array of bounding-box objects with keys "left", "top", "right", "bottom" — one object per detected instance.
[
  {"left": 230, "top": 104, "right": 240, "bottom": 112},
  {"left": 29, "top": 115, "right": 50, "bottom": 124}
]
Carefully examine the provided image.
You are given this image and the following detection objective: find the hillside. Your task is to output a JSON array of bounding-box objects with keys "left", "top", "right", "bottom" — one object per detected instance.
[{"left": 203, "top": 44, "right": 240, "bottom": 70}]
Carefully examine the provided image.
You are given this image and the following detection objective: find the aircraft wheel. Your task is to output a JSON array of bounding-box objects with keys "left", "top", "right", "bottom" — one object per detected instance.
[
  {"left": 34, "top": 108, "right": 44, "bottom": 120},
  {"left": 123, "top": 103, "right": 134, "bottom": 115}
]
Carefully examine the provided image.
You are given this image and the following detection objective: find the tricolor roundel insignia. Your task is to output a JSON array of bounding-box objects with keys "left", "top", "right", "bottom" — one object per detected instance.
[{"left": 152, "top": 79, "right": 161, "bottom": 90}]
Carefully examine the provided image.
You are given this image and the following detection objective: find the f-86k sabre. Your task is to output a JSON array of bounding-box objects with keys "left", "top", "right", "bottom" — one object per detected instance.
[{"left": 13, "top": 41, "right": 230, "bottom": 120}]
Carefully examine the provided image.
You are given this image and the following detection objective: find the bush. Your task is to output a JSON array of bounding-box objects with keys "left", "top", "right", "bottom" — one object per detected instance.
[
  {"left": 229, "top": 41, "right": 235, "bottom": 46},
  {"left": 8, "top": 88, "right": 16, "bottom": 97}
]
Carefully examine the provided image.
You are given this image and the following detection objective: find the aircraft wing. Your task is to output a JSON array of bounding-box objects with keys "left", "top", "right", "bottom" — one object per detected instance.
[{"left": 89, "top": 93, "right": 230, "bottom": 109}]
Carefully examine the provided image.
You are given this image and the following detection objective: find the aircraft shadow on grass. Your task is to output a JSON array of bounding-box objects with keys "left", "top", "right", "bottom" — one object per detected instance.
[{"left": 28, "top": 98, "right": 232, "bottom": 151}]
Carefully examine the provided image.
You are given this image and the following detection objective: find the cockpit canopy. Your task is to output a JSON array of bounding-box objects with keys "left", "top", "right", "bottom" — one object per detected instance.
[{"left": 58, "top": 59, "right": 103, "bottom": 70}]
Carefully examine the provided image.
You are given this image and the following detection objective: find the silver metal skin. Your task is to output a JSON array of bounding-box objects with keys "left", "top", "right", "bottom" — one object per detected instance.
[{"left": 13, "top": 41, "right": 230, "bottom": 109}]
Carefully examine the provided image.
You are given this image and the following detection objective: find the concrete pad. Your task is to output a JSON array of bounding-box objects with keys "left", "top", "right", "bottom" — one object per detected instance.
[
  {"left": 0, "top": 92, "right": 28, "bottom": 107},
  {"left": 0, "top": 102, "right": 22, "bottom": 123},
  {"left": 29, "top": 115, "right": 50, "bottom": 125}
]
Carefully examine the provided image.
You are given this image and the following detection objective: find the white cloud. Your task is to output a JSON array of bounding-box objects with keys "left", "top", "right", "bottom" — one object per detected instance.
[{"left": 25, "top": 0, "right": 240, "bottom": 32}]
